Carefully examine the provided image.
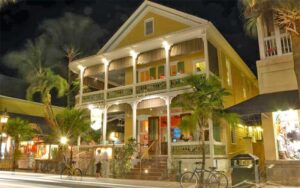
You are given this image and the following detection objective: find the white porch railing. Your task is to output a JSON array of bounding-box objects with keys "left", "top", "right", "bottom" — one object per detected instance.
[
  {"left": 280, "top": 33, "right": 292, "bottom": 54},
  {"left": 81, "top": 90, "right": 104, "bottom": 104},
  {"left": 264, "top": 36, "right": 277, "bottom": 57},
  {"left": 136, "top": 79, "right": 167, "bottom": 95},
  {"left": 263, "top": 33, "right": 292, "bottom": 58},
  {"left": 107, "top": 85, "right": 133, "bottom": 100}
]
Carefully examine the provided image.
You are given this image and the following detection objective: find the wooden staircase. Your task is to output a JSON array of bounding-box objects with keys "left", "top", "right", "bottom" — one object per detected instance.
[{"left": 125, "top": 155, "right": 169, "bottom": 180}]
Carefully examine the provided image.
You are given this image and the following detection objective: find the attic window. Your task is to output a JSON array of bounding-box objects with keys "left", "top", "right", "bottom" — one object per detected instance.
[{"left": 144, "top": 18, "right": 154, "bottom": 35}]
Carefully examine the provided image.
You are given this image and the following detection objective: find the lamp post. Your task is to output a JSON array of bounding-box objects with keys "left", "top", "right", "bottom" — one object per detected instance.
[{"left": 0, "top": 109, "right": 9, "bottom": 160}]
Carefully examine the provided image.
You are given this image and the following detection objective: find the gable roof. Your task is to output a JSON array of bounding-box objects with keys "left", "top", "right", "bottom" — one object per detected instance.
[{"left": 98, "top": 0, "right": 209, "bottom": 54}]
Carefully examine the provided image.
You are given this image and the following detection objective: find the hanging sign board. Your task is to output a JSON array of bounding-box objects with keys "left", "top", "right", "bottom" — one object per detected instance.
[{"left": 90, "top": 108, "right": 103, "bottom": 130}]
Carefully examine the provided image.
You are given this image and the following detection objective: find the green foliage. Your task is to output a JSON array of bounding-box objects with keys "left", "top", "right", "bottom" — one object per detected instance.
[
  {"left": 172, "top": 74, "right": 239, "bottom": 171},
  {"left": 26, "top": 69, "right": 68, "bottom": 103},
  {"left": 240, "top": 0, "right": 300, "bottom": 37},
  {"left": 5, "top": 118, "right": 36, "bottom": 141},
  {"left": 112, "top": 138, "right": 137, "bottom": 178},
  {"left": 39, "top": 12, "right": 105, "bottom": 59},
  {"left": 53, "top": 108, "right": 90, "bottom": 145}
]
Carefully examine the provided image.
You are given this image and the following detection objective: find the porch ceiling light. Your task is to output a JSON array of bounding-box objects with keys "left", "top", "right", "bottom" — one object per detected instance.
[
  {"left": 77, "top": 64, "right": 85, "bottom": 72},
  {"left": 130, "top": 50, "right": 138, "bottom": 59},
  {"left": 102, "top": 58, "right": 109, "bottom": 65},
  {"left": 162, "top": 41, "right": 170, "bottom": 51}
]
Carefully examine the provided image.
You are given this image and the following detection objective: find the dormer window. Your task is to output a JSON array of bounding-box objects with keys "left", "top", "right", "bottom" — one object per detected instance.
[{"left": 144, "top": 18, "right": 154, "bottom": 35}]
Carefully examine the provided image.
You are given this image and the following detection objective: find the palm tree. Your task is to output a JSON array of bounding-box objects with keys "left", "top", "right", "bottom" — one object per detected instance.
[
  {"left": 173, "top": 74, "right": 239, "bottom": 184},
  {"left": 39, "top": 12, "right": 105, "bottom": 107},
  {"left": 240, "top": 0, "right": 300, "bottom": 96},
  {"left": 3, "top": 36, "right": 68, "bottom": 128},
  {"left": 53, "top": 108, "right": 90, "bottom": 164},
  {"left": 5, "top": 118, "right": 36, "bottom": 170}
]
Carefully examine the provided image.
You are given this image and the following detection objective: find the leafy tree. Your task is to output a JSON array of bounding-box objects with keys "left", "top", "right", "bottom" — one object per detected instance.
[
  {"left": 5, "top": 118, "right": 36, "bottom": 170},
  {"left": 112, "top": 138, "right": 137, "bottom": 178},
  {"left": 39, "top": 12, "right": 105, "bottom": 107},
  {"left": 240, "top": 0, "right": 300, "bottom": 95},
  {"left": 53, "top": 108, "right": 90, "bottom": 163},
  {"left": 3, "top": 36, "right": 68, "bottom": 128},
  {"left": 173, "top": 74, "right": 239, "bottom": 183}
]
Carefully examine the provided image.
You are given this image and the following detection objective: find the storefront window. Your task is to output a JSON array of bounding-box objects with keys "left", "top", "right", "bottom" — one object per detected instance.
[{"left": 273, "top": 110, "right": 300, "bottom": 160}]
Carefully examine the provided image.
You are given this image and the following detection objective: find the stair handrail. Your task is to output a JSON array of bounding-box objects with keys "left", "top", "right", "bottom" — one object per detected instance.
[{"left": 139, "top": 140, "right": 157, "bottom": 175}]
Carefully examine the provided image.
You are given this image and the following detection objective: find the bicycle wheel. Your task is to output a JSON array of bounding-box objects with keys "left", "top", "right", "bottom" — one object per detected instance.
[
  {"left": 60, "top": 167, "right": 71, "bottom": 180},
  {"left": 215, "top": 172, "right": 228, "bottom": 188},
  {"left": 207, "top": 174, "right": 219, "bottom": 188},
  {"left": 72, "top": 168, "right": 82, "bottom": 181},
  {"left": 180, "top": 172, "right": 198, "bottom": 188}
]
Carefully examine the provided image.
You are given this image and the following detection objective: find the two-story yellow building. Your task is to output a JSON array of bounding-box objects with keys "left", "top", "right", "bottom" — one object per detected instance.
[{"left": 69, "top": 1, "right": 259, "bottom": 175}]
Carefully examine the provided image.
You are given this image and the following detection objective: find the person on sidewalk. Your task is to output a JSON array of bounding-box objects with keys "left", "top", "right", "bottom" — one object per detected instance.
[
  {"left": 95, "top": 149, "right": 102, "bottom": 178},
  {"left": 101, "top": 149, "right": 109, "bottom": 177}
]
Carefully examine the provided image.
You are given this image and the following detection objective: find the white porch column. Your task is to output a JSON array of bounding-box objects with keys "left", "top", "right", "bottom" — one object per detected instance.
[
  {"left": 274, "top": 24, "right": 282, "bottom": 56},
  {"left": 132, "top": 102, "right": 137, "bottom": 139},
  {"left": 130, "top": 51, "right": 138, "bottom": 96},
  {"left": 103, "top": 107, "right": 107, "bottom": 144},
  {"left": 78, "top": 66, "right": 85, "bottom": 105},
  {"left": 257, "top": 17, "right": 266, "bottom": 60},
  {"left": 166, "top": 96, "right": 172, "bottom": 169},
  {"left": 203, "top": 34, "right": 210, "bottom": 78},
  {"left": 103, "top": 59, "right": 109, "bottom": 101},
  {"left": 163, "top": 41, "right": 171, "bottom": 90},
  {"left": 208, "top": 118, "right": 215, "bottom": 167}
]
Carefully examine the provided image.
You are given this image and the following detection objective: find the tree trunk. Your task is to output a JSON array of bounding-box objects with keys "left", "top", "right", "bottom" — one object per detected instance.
[
  {"left": 291, "top": 30, "right": 300, "bottom": 99},
  {"left": 13, "top": 138, "right": 19, "bottom": 171},
  {"left": 198, "top": 118, "right": 206, "bottom": 186}
]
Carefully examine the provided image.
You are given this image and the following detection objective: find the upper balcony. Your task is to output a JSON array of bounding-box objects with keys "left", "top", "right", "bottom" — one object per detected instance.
[{"left": 257, "top": 13, "right": 293, "bottom": 60}]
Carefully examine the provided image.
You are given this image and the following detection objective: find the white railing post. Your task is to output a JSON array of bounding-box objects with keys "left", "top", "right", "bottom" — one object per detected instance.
[{"left": 203, "top": 34, "right": 210, "bottom": 78}]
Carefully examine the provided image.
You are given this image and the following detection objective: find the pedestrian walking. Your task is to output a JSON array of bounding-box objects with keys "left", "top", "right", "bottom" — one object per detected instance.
[{"left": 95, "top": 149, "right": 102, "bottom": 178}]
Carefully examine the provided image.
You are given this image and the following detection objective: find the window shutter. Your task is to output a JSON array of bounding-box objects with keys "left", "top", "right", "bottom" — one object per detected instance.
[
  {"left": 177, "top": 61, "right": 185, "bottom": 74},
  {"left": 158, "top": 65, "right": 165, "bottom": 78},
  {"left": 149, "top": 67, "right": 156, "bottom": 79}
]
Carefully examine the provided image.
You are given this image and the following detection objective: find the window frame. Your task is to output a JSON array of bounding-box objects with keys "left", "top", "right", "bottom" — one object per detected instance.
[
  {"left": 225, "top": 58, "right": 232, "bottom": 87},
  {"left": 144, "top": 18, "right": 154, "bottom": 36}
]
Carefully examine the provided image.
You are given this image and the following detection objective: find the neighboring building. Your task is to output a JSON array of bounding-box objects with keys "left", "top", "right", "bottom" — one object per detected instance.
[
  {"left": 69, "top": 1, "right": 259, "bottom": 176},
  {"left": 0, "top": 95, "right": 64, "bottom": 169},
  {"left": 228, "top": 11, "right": 300, "bottom": 185}
]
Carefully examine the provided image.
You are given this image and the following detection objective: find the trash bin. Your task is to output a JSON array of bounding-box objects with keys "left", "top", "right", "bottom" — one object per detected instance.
[{"left": 231, "top": 153, "right": 259, "bottom": 187}]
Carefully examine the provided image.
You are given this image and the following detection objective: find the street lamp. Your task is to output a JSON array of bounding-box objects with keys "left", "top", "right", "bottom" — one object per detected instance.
[
  {"left": 0, "top": 109, "right": 9, "bottom": 160},
  {"left": 60, "top": 136, "right": 68, "bottom": 145}
]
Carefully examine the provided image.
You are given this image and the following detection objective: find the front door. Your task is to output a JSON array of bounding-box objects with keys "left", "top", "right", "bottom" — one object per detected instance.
[{"left": 148, "top": 117, "right": 159, "bottom": 155}]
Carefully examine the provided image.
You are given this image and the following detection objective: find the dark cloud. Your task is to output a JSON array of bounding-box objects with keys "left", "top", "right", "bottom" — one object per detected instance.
[{"left": 0, "top": 0, "right": 258, "bottom": 77}]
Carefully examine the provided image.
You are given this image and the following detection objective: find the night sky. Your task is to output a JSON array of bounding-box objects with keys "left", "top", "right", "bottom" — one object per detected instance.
[{"left": 0, "top": 0, "right": 259, "bottom": 78}]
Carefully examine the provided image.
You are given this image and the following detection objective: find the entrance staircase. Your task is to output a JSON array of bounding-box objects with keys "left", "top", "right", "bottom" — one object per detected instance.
[{"left": 125, "top": 156, "right": 169, "bottom": 180}]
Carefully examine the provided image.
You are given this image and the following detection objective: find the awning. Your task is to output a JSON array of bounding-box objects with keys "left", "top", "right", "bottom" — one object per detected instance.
[{"left": 226, "top": 90, "right": 300, "bottom": 115}]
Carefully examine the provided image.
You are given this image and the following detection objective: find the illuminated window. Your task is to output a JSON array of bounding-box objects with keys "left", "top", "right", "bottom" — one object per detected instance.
[
  {"left": 193, "top": 59, "right": 206, "bottom": 73},
  {"left": 170, "top": 61, "right": 185, "bottom": 76},
  {"left": 225, "top": 59, "right": 232, "bottom": 87},
  {"left": 144, "top": 18, "right": 154, "bottom": 35},
  {"left": 139, "top": 69, "right": 150, "bottom": 82}
]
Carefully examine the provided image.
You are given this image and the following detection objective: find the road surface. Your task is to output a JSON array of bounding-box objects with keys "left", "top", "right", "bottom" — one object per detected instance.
[{"left": 0, "top": 171, "right": 166, "bottom": 188}]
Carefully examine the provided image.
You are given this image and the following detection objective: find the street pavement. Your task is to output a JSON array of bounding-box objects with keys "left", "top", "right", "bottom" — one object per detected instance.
[
  {"left": 0, "top": 171, "right": 298, "bottom": 188},
  {"left": 0, "top": 171, "right": 180, "bottom": 188}
]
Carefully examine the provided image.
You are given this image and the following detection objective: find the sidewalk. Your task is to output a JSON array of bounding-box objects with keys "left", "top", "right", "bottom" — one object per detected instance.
[{"left": 0, "top": 170, "right": 298, "bottom": 188}]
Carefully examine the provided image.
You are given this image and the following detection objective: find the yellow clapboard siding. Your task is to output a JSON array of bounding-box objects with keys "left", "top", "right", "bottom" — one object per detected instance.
[{"left": 116, "top": 11, "right": 189, "bottom": 48}]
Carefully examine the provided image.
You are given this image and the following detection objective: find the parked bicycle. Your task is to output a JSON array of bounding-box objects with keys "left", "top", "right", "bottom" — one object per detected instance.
[
  {"left": 180, "top": 161, "right": 228, "bottom": 188},
  {"left": 60, "top": 156, "right": 82, "bottom": 181}
]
